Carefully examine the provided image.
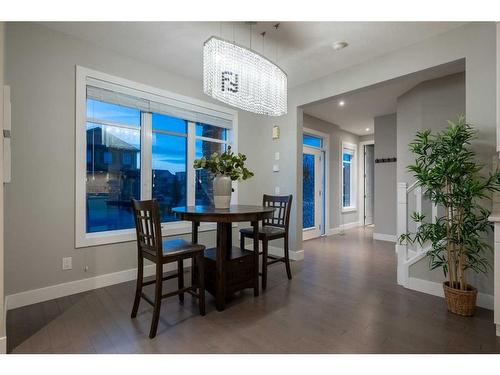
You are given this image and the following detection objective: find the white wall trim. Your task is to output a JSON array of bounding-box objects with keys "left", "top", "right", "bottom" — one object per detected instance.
[
  {"left": 270, "top": 247, "right": 304, "bottom": 261},
  {"left": 243, "top": 239, "right": 304, "bottom": 261},
  {"left": 5, "top": 261, "right": 186, "bottom": 311},
  {"left": 326, "top": 221, "right": 362, "bottom": 236},
  {"left": 303, "top": 126, "right": 330, "bottom": 236},
  {"left": 0, "top": 336, "right": 6, "bottom": 354},
  {"left": 407, "top": 277, "right": 494, "bottom": 311},
  {"left": 373, "top": 233, "right": 397, "bottom": 242}
]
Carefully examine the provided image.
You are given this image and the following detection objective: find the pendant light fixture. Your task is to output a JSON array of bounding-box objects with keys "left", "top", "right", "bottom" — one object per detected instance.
[{"left": 203, "top": 22, "right": 287, "bottom": 116}]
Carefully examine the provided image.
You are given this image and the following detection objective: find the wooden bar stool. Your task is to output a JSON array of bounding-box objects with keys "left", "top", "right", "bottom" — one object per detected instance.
[
  {"left": 239, "top": 195, "right": 293, "bottom": 290},
  {"left": 131, "top": 199, "right": 206, "bottom": 339}
]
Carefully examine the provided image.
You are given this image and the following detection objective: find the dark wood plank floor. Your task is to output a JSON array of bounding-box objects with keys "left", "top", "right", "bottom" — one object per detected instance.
[{"left": 6, "top": 227, "right": 500, "bottom": 353}]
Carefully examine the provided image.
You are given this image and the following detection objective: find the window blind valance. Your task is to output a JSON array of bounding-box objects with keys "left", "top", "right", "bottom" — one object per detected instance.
[{"left": 86, "top": 80, "right": 233, "bottom": 129}]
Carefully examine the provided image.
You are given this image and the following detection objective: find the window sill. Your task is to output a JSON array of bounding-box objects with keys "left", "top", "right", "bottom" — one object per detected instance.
[
  {"left": 76, "top": 221, "right": 235, "bottom": 248},
  {"left": 342, "top": 206, "right": 357, "bottom": 213}
]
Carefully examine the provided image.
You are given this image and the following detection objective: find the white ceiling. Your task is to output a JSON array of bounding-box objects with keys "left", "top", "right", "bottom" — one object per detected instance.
[
  {"left": 41, "top": 21, "right": 466, "bottom": 88},
  {"left": 302, "top": 60, "right": 465, "bottom": 135}
]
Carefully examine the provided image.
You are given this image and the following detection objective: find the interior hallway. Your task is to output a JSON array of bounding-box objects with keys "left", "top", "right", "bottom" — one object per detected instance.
[{"left": 6, "top": 227, "right": 500, "bottom": 353}]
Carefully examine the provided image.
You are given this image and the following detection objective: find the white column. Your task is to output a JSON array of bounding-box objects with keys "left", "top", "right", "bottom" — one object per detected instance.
[{"left": 492, "top": 218, "right": 500, "bottom": 336}]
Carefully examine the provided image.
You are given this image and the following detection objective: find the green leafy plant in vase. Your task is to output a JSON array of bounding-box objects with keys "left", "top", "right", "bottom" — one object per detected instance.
[
  {"left": 193, "top": 145, "right": 254, "bottom": 209},
  {"left": 400, "top": 116, "right": 500, "bottom": 316}
]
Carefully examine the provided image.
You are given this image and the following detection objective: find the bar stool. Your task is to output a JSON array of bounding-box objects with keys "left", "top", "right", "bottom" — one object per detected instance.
[{"left": 131, "top": 199, "right": 206, "bottom": 338}]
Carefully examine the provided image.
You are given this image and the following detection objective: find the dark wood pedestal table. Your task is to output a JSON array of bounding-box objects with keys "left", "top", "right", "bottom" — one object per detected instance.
[{"left": 172, "top": 205, "right": 275, "bottom": 311}]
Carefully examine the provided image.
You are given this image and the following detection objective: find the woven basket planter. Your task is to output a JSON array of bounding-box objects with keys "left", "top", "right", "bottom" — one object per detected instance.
[{"left": 443, "top": 282, "right": 477, "bottom": 316}]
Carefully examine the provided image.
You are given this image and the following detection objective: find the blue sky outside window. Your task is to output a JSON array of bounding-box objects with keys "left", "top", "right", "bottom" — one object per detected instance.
[
  {"left": 303, "top": 134, "right": 322, "bottom": 148},
  {"left": 87, "top": 98, "right": 140, "bottom": 127}
]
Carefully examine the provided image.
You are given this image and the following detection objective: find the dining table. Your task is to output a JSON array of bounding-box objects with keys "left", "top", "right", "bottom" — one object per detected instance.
[{"left": 172, "top": 205, "right": 275, "bottom": 311}]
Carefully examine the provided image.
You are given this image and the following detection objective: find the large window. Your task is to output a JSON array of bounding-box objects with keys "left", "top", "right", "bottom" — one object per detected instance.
[
  {"left": 76, "top": 67, "right": 236, "bottom": 247},
  {"left": 342, "top": 142, "right": 357, "bottom": 211}
]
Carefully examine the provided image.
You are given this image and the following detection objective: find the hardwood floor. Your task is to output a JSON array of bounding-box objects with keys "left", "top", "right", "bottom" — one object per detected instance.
[{"left": 6, "top": 227, "right": 500, "bottom": 353}]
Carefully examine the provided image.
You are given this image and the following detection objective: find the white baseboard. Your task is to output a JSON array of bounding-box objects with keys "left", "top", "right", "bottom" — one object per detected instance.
[
  {"left": 5, "top": 261, "right": 184, "bottom": 311},
  {"left": 268, "top": 247, "right": 304, "bottom": 261},
  {"left": 326, "top": 221, "right": 362, "bottom": 236},
  {"left": 407, "top": 277, "right": 494, "bottom": 310},
  {"left": 5, "top": 240, "right": 305, "bottom": 311},
  {"left": 373, "top": 233, "right": 397, "bottom": 242},
  {"left": 243, "top": 239, "right": 304, "bottom": 261},
  {"left": 0, "top": 335, "right": 6, "bottom": 354}
]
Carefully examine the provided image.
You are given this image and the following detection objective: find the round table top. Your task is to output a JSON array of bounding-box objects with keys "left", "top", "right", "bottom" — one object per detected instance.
[{"left": 172, "top": 205, "right": 275, "bottom": 223}]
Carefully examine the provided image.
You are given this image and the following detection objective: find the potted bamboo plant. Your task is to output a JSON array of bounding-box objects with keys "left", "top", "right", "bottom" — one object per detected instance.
[
  {"left": 193, "top": 146, "right": 254, "bottom": 209},
  {"left": 400, "top": 116, "right": 500, "bottom": 316}
]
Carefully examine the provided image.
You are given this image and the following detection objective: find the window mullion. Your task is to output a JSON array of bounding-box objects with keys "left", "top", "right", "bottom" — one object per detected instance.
[
  {"left": 187, "top": 121, "right": 196, "bottom": 206},
  {"left": 141, "top": 112, "right": 153, "bottom": 200}
]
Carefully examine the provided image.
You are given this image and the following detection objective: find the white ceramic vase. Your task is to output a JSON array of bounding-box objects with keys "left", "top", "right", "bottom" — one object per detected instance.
[{"left": 213, "top": 175, "right": 232, "bottom": 209}]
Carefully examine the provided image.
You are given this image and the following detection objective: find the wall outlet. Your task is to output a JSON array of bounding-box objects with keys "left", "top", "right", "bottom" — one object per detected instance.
[
  {"left": 275, "top": 186, "right": 280, "bottom": 194},
  {"left": 274, "top": 152, "right": 280, "bottom": 161},
  {"left": 273, "top": 164, "right": 280, "bottom": 172},
  {"left": 62, "top": 257, "right": 72, "bottom": 270}
]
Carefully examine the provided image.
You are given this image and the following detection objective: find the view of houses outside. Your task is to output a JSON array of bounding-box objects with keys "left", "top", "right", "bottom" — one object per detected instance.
[{"left": 86, "top": 99, "right": 227, "bottom": 233}]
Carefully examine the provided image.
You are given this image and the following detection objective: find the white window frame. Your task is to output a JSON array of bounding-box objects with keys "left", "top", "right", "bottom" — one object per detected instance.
[
  {"left": 75, "top": 66, "right": 238, "bottom": 248},
  {"left": 341, "top": 141, "right": 357, "bottom": 213}
]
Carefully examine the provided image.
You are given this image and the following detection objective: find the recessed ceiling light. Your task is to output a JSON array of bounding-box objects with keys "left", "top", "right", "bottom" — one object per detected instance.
[
  {"left": 338, "top": 100, "right": 345, "bottom": 107},
  {"left": 365, "top": 128, "right": 370, "bottom": 132},
  {"left": 332, "top": 41, "right": 349, "bottom": 51}
]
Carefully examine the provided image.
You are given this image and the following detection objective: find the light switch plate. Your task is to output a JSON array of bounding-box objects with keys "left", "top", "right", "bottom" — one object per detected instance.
[
  {"left": 275, "top": 186, "right": 280, "bottom": 194},
  {"left": 272, "top": 125, "right": 280, "bottom": 140},
  {"left": 62, "top": 257, "right": 72, "bottom": 270},
  {"left": 275, "top": 152, "right": 280, "bottom": 160}
]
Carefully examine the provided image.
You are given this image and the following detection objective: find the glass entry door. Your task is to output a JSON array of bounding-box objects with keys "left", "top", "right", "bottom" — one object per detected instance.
[{"left": 303, "top": 146, "right": 324, "bottom": 240}]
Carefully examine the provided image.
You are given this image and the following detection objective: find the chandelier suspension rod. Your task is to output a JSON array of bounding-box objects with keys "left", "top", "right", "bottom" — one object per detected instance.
[{"left": 274, "top": 23, "right": 280, "bottom": 62}]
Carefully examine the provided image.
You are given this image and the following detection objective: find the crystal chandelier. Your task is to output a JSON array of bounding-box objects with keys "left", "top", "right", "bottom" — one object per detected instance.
[{"left": 203, "top": 36, "right": 287, "bottom": 116}]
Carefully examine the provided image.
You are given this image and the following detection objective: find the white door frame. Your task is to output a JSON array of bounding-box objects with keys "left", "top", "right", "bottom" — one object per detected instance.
[
  {"left": 302, "top": 127, "right": 330, "bottom": 240},
  {"left": 359, "top": 140, "right": 375, "bottom": 228},
  {"left": 303, "top": 146, "right": 322, "bottom": 240}
]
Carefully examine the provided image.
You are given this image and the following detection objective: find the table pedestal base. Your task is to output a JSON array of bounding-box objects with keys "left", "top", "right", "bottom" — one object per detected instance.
[{"left": 204, "top": 246, "right": 256, "bottom": 310}]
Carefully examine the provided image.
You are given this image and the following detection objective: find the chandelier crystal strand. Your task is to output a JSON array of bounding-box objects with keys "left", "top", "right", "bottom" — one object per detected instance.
[{"left": 203, "top": 36, "right": 287, "bottom": 116}]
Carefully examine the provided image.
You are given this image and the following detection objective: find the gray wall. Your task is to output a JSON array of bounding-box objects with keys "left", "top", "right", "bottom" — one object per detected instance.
[
  {"left": 397, "top": 73, "right": 466, "bottom": 184},
  {"left": 374, "top": 113, "right": 397, "bottom": 237},
  {"left": 4, "top": 23, "right": 274, "bottom": 296},
  {"left": 303, "top": 114, "right": 360, "bottom": 229}
]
